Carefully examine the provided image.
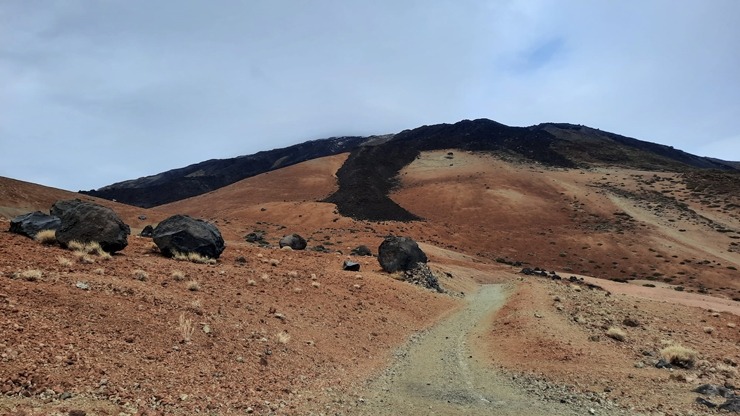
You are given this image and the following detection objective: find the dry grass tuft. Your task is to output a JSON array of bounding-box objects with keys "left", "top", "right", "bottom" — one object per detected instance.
[
  {"left": 34, "top": 229, "right": 58, "bottom": 245},
  {"left": 260, "top": 273, "right": 270, "bottom": 282},
  {"left": 15, "top": 269, "right": 42, "bottom": 281},
  {"left": 132, "top": 269, "right": 148, "bottom": 281},
  {"left": 68, "top": 240, "right": 111, "bottom": 259},
  {"left": 173, "top": 250, "right": 216, "bottom": 265},
  {"left": 606, "top": 327, "right": 626, "bottom": 342},
  {"left": 77, "top": 253, "right": 96, "bottom": 264},
  {"left": 247, "top": 279, "right": 257, "bottom": 286},
  {"left": 178, "top": 313, "right": 194, "bottom": 343},
  {"left": 276, "top": 331, "right": 291, "bottom": 344},
  {"left": 717, "top": 362, "right": 738, "bottom": 378},
  {"left": 703, "top": 326, "right": 715, "bottom": 334},
  {"left": 171, "top": 270, "right": 186, "bottom": 281},
  {"left": 660, "top": 344, "right": 698, "bottom": 368},
  {"left": 188, "top": 299, "right": 203, "bottom": 315},
  {"left": 186, "top": 280, "right": 201, "bottom": 291},
  {"left": 57, "top": 256, "right": 73, "bottom": 267},
  {"left": 67, "top": 240, "right": 86, "bottom": 252},
  {"left": 293, "top": 287, "right": 303, "bottom": 293},
  {"left": 311, "top": 281, "right": 321, "bottom": 288}
]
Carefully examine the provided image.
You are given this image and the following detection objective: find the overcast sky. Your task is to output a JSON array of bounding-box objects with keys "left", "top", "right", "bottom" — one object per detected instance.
[{"left": 1, "top": 1, "right": 739, "bottom": 191}]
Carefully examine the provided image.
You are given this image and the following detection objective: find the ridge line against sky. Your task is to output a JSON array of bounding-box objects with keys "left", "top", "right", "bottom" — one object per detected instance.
[{"left": 1, "top": 0, "right": 738, "bottom": 191}]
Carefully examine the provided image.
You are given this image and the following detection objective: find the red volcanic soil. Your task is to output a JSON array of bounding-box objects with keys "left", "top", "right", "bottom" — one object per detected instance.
[{"left": 0, "top": 151, "right": 738, "bottom": 415}]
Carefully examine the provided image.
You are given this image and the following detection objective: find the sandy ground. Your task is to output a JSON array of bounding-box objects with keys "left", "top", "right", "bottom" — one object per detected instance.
[{"left": 0, "top": 150, "right": 738, "bottom": 415}]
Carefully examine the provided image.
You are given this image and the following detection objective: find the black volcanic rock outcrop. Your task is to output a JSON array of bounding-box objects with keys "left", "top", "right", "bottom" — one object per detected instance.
[
  {"left": 153, "top": 215, "right": 225, "bottom": 259},
  {"left": 54, "top": 200, "right": 130, "bottom": 253},
  {"left": 378, "top": 236, "right": 428, "bottom": 273},
  {"left": 9, "top": 211, "right": 61, "bottom": 238}
]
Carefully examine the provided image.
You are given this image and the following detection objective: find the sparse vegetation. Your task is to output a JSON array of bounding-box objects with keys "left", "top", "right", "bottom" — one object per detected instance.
[
  {"left": 247, "top": 279, "right": 256, "bottom": 286},
  {"left": 68, "top": 240, "right": 111, "bottom": 260},
  {"left": 77, "top": 254, "right": 95, "bottom": 264},
  {"left": 14, "top": 269, "right": 42, "bottom": 281},
  {"left": 132, "top": 269, "right": 148, "bottom": 281},
  {"left": 311, "top": 281, "right": 321, "bottom": 288},
  {"left": 186, "top": 280, "right": 201, "bottom": 291},
  {"left": 171, "top": 270, "right": 186, "bottom": 281},
  {"left": 660, "top": 344, "right": 698, "bottom": 368},
  {"left": 172, "top": 250, "right": 216, "bottom": 265},
  {"left": 276, "top": 331, "right": 291, "bottom": 344},
  {"left": 178, "top": 313, "right": 194, "bottom": 343},
  {"left": 57, "top": 256, "right": 73, "bottom": 267},
  {"left": 34, "top": 229, "right": 57, "bottom": 245}
]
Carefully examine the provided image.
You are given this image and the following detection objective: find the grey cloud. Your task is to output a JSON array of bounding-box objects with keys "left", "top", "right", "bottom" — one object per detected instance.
[{"left": 1, "top": 0, "right": 738, "bottom": 191}]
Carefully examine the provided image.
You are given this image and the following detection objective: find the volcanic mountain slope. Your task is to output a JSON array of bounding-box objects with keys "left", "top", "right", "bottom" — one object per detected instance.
[
  {"left": 0, "top": 145, "right": 739, "bottom": 415},
  {"left": 80, "top": 136, "right": 370, "bottom": 208},
  {"left": 82, "top": 119, "right": 737, "bottom": 209},
  {"left": 165, "top": 149, "right": 739, "bottom": 300}
]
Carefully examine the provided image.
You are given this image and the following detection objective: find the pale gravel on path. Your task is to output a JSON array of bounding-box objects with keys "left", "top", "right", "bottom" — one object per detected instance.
[{"left": 355, "top": 284, "right": 630, "bottom": 416}]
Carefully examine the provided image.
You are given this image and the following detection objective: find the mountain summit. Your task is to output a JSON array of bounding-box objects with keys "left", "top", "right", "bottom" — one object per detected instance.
[{"left": 81, "top": 119, "right": 736, "bottom": 209}]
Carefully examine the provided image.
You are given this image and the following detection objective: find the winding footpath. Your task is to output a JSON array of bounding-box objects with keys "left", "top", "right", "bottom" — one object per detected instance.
[{"left": 357, "top": 284, "right": 613, "bottom": 415}]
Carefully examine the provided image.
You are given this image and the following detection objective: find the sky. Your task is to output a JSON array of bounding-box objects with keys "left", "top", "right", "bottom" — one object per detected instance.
[{"left": 1, "top": 1, "right": 739, "bottom": 191}]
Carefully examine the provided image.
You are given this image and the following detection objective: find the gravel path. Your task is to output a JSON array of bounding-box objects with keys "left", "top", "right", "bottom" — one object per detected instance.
[{"left": 355, "top": 284, "right": 626, "bottom": 416}]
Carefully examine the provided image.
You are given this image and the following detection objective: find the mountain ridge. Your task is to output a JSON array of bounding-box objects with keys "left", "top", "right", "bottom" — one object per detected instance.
[{"left": 81, "top": 118, "right": 737, "bottom": 208}]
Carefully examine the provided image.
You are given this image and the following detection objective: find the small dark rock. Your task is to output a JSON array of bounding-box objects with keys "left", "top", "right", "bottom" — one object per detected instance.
[
  {"left": 138, "top": 215, "right": 147, "bottom": 220},
  {"left": 623, "top": 318, "right": 640, "bottom": 327},
  {"left": 245, "top": 231, "right": 267, "bottom": 245},
  {"left": 655, "top": 359, "right": 673, "bottom": 369},
  {"left": 694, "top": 384, "right": 735, "bottom": 398},
  {"left": 9, "top": 211, "right": 61, "bottom": 238},
  {"left": 402, "top": 263, "right": 443, "bottom": 292},
  {"left": 719, "top": 397, "right": 740, "bottom": 412},
  {"left": 343, "top": 260, "right": 361, "bottom": 271},
  {"left": 60, "top": 392, "right": 73, "bottom": 400},
  {"left": 351, "top": 245, "right": 372, "bottom": 256},
  {"left": 279, "top": 234, "right": 307, "bottom": 250},
  {"left": 311, "top": 245, "right": 331, "bottom": 253},
  {"left": 69, "top": 410, "right": 86, "bottom": 416},
  {"left": 695, "top": 397, "right": 717, "bottom": 408},
  {"left": 139, "top": 225, "right": 154, "bottom": 238},
  {"left": 235, "top": 256, "right": 247, "bottom": 264}
]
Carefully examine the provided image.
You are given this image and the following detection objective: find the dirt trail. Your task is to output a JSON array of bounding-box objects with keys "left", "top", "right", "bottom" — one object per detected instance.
[{"left": 356, "top": 284, "right": 616, "bottom": 415}]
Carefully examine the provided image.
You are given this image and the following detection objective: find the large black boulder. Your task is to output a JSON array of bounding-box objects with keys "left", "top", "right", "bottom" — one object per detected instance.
[
  {"left": 54, "top": 200, "right": 130, "bottom": 253},
  {"left": 279, "top": 234, "right": 307, "bottom": 250},
  {"left": 50, "top": 199, "right": 84, "bottom": 218},
  {"left": 9, "top": 211, "right": 61, "bottom": 238},
  {"left": 377, "top": 236, "right": 428, "bottom": 273},
  {"left": 153, "top": 215, "right": 225, "bottom": 259}
]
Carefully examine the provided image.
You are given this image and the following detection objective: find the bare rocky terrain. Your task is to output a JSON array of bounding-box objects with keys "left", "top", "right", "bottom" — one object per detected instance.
[{"left": 0, "top": 145, "right": 738, "bottom": 415}]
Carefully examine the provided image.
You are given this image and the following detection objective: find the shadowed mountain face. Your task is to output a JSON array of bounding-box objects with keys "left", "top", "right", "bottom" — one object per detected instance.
[
  {"left": 80, "top": 136, "right": 368, "bottom": 208},
  {"left": 82, "top": 119, "right": 736, "bottom": 211}
]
